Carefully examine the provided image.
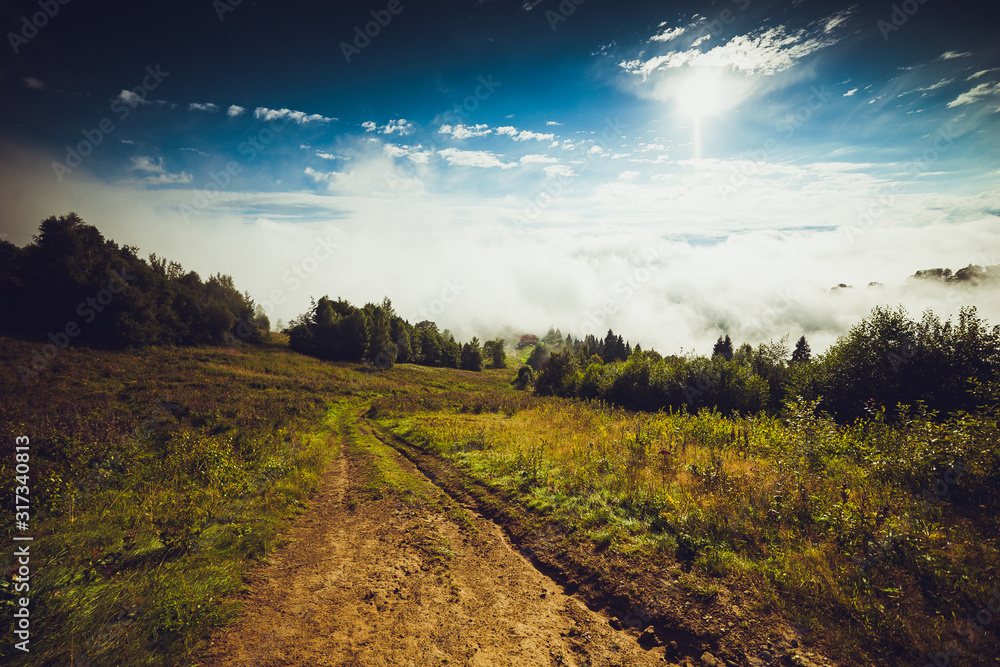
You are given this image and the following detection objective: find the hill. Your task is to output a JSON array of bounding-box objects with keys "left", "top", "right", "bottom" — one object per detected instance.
[{"left": 2, "top": 336, "right": 998, "bottom": 665}]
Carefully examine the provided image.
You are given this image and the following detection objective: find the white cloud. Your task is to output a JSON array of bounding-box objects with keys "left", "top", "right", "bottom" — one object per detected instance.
[
  {"left": 947, "top": 82, "right": 1000, "bottom": 108},
  {"left": 546, "top": 121, "right": 563, "bottom": 126},
  {"left": 496, "top": 126, "right": 556, "bottom": 142},
  {"left": 22, "top": 77, "right": 46, "bottom": 90},
  {"left": 188, "top": 102, "right": 219, "bottom": 112},
  {"left": 316, "top": 151, "right": 349, "bottom": 160},
  {"left": 254, "top": 107, "right": 335, "bottom": 124},
  {"left": 650, "top": 26, "right": 685, "bottom": 43},
  {"left": 384, "top": 143, "right": 431, "bottom": 164},
  {"left": 844, "top": 88, "right": 858, "bottom": 97},
  {"left": 544, "top": 164, "right": 576, "bottom": 179},
  {"left": 6, "top": 141, "right": 998, "bottom": 360},
  {"left": 127, "top": 156, "right": 192, "bottom": 185},
  {"left": 619, "top": 170, "right": 640, "bottom": 181},
  {"left": 304, "top": 153, "right": 425, "bottom": 196},
  {"left": 437, "top": 148, "right": 517, "bottom": 169},
  {"left": 821, "top": 7, "right": 855, "bottom": 33},
  {"left": 969, "top": 68, "right": 1000, "bottom": 80},
  {"left": 113, "top": 90, "right": 150, "bottom": 108},
  {"left": 938, "top": 51, "right": 973, "bottom": 60},
  {"left": 519, "top": 154, "right": 559, "bottom": 164},
  {"left": 621, "top": 14, "right": 847, "bottom": 81},
  {"left": 227, "top": 105, "right": 246, "bottom": 117},
  {"left": 692, "top": 26, "right": 834, "bottom": 76},
  {"left": 363, "top": 119, "right": 414, "bottom": 135},
  {"left": 439, "top": 123, "right": 492, "bottom": 139},
  {"left": 918, "top": 78, "right": 954, "bottom": 92}
]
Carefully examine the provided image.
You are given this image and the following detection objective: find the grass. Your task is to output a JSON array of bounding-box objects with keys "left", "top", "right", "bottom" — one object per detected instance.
[
  {"left": 4, "top": 333, "right": 997, "bottom": 666},
  {"left": 0, "top": 338, "right": 384, "bottom": 666},
  {"left": 369, "top": 389, "right": 1000, "bottom": 665}
]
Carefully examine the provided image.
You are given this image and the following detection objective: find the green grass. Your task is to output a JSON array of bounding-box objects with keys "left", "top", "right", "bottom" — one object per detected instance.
[
  {"left": 369, "top": 390, "right": 1000, "bottom": 665},
  {"left": 0, "top": 339, "right": 368, "bottom": 666},
  {"left": 4, "top": 335, "right": 998, "bottom": 666}
]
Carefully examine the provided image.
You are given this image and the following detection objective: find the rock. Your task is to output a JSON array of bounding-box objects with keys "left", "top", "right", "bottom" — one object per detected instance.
[
  {"left": 639, "top": 628, "right": 661, "bottom": 648},
  {"left": 609, "top": 617, "right": 624, "bottom": 630},
  {"left": 700, "top": 651, "right": 724, "bottom": 667}
]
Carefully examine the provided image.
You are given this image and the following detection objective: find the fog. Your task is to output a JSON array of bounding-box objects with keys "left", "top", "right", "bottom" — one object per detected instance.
[{"left": 2, "top": 139, "right": 998, "bottom": 357}]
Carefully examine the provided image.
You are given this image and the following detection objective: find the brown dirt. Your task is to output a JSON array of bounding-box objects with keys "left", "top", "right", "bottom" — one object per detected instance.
[{"left": 199, "top": 429, "right": 678, "bottom": 666}]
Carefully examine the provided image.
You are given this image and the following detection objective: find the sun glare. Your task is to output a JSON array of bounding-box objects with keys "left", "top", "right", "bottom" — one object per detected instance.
[
  {"left": 677, "top": 68, "right": 728, "bottom": 119},
  {"left": 676, "top": 68, "right": 732, "bottom": 158}
]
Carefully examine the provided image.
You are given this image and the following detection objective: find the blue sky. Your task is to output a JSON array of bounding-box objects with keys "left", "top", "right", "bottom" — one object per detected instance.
[{"left": 2, "top": 0, "right": 999, "bottom": 353}]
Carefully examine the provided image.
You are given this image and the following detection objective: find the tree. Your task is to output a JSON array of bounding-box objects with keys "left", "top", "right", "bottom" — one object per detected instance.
[
  {"left": 460, "top": 337, "right": 485, "bottom": 371},
  {"left": 391, "top": 319, "right": 413, "bottom": 364},
  {"left": 534, "top": 351, "right": 579, "bottom": 396},
  {"left": 419, "top": 327, "right": 442, "bottom": 366},
  {"left": 341, "top": 309, "right": 370, "bottom": 361},
  {"left": 526, "top": 344, "right": 550, "bottom": 371},
  {"left": 483, "top": 338, "right": 506, "bottom": 368},
  {"left": 601, "top": 330, "right": 628, "bottom": 363},
  {"left": 364, "top": 299, "right": 396, "bottom": 367},
  {"left": 713, "top": 335, "right": 734, "bottom": 361},
  {"left": 791, "top": 335, "right": 811, "bottom": 364},
  {"left": 512, "top": 365, "right": 534, "bottom": 390}
]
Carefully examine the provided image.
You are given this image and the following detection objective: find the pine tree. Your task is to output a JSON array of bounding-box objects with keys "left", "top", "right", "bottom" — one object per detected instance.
[
  {"left": 713, "top": 335, "right": 734, "bottom": 361},
  {"left": 791, "top": 335, "right": 811, "bottom": 364}
]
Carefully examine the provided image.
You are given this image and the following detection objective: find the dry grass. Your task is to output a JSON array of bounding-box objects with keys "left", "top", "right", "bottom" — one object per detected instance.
[{"left": 372, "top": 391, "right": 1000, "bottom": 665}]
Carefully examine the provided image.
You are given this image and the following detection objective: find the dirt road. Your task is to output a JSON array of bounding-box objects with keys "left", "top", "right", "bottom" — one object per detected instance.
[{"left": 199, "top": 413, "right": 676, "bottom": 667}]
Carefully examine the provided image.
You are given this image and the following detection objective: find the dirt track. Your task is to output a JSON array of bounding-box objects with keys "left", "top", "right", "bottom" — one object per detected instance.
[{"left": 199, "top": 417, "right": 676, "bottom": 667}]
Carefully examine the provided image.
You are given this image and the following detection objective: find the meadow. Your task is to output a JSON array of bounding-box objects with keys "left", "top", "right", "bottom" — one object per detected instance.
[
  {"left": 1, "top": 335, "right": 997, "bottom": 665},
  {"left": 370, "top": 377, "right": 1000, "bottom": 665}
]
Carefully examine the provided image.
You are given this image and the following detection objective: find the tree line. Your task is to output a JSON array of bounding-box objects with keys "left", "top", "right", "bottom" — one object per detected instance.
[
  {"left": 2, "top": 214, "right": 269, "bottom": 378},
  {"left": 284, "top": 295, "right": 506, "bottom": 372},
  {"left": 526, "top": 307, "right": 1000, "bottom": 422}
]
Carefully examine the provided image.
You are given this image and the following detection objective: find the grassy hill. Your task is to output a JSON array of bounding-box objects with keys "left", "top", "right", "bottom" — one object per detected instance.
[{"left": 2, "top": 337, "right": 998, "bottom": 665}]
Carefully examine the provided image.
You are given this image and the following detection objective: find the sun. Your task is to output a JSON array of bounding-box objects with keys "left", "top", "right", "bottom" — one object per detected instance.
[
  {"left": 675, "top": 68, "right": 734, "bottom": 158},
  {"left": 677, "top": 68, "right": 729, "bottom": 119}
]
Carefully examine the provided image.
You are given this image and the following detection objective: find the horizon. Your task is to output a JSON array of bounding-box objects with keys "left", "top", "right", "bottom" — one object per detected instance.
[{"left": 2, "top": 0, "right": 999, "bottom": 356}]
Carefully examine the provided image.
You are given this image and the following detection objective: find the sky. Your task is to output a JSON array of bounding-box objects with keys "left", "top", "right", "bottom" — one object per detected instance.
[{"left": 1, "top": 0, "right": 999, "bottom": 354}]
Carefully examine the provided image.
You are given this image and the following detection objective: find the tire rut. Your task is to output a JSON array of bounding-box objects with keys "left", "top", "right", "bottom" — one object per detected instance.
[{"left": 200, "top": 407, "right": 679, "bottom": 666}]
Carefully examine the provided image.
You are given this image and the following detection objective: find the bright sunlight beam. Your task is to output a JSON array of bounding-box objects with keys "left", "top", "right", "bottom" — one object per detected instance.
[
  {"left": 676, "top": 68, "right": 732, "bottom": 159},
  {"left": 677, "top": 68, "right": 728, "bottom": 118}
]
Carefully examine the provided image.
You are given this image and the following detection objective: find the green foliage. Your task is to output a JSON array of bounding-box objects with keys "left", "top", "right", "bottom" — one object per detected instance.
[
  {"left": 791, "top": 335, "right": 811, "bottom": 364},
  {"left": 526, "top": 344, "right": 550, "bottom": 371},
  {"left": 533, "top": 350, "right": 579, "bottom": 396},
  {"left": 712, "top": 334, "right": 734, "bottom": 360},
  {"left": 812, "top": 306, "right": 1000, "bottom": 420},
  {"left": 1, "top": 214, "right": 266, "bottom": 356},
  {"left": 483, "top": 337, "right": 507, "bottom": 369},
  {"left": 372, "top": 378, "right": 1000, "bottom": 666},
  {"left": 0, "top": 341, "right": 350, "bottom": 666},
  {"left": 460, "top": 337, "right": 485, "bottom": 371},
  {"left": 512, "top": 365, "right": 535, "bottom": 390}
]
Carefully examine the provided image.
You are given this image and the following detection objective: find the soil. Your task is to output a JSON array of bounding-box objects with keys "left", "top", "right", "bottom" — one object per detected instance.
[{"left": 199, "top": 429, "right": 677, "bottom": 666}]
